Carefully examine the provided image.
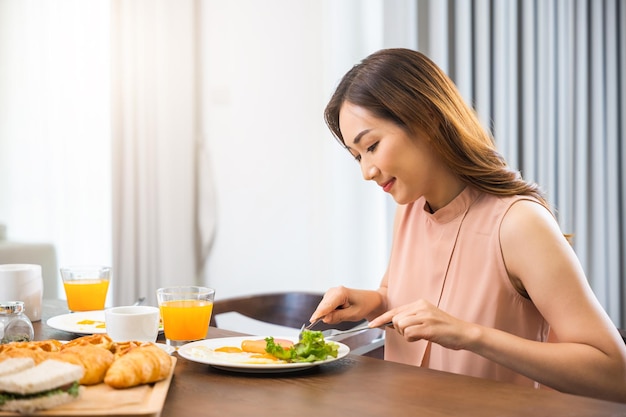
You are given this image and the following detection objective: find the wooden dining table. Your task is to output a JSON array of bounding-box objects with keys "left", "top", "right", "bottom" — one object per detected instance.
[{"left": 33, "top": 299, "right": 626, "bottom": 417}]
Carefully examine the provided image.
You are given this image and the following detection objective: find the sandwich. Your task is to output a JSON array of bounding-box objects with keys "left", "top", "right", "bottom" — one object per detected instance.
[
  {"left": 0, "top": 358, "right": 35, "bottom": 377},
  {"left": 0, "top": 358, "right": 84, "bottom": 414}
]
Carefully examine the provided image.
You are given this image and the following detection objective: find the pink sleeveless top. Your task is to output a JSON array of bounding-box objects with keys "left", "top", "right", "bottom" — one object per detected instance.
[{"left": 385, "top": 186, "right": 550, "bottom": 386}]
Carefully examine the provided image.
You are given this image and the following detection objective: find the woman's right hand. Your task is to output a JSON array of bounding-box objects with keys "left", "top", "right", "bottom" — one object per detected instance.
[{"left": 309, "top": 286, "right": 385, "bottom": 324}]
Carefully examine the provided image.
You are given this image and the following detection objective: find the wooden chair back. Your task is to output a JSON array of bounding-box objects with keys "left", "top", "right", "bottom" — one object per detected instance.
[{"left": 209, "top": 291, "right": 362, "bottom": 331}]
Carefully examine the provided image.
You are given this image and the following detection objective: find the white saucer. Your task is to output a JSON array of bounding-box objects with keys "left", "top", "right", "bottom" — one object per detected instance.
[{"left": 156, "top": 343, "right": 176, "bottom": 355}]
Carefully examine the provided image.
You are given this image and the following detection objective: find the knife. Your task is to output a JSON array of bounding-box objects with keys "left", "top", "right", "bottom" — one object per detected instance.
[{"left": 322, "top": 321, "right": 393, "bottom": 339}]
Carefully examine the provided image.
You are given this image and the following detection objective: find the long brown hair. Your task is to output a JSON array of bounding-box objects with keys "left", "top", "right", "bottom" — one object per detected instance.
[{"left": 324, "top": 48, "right": 547, "bottom": 206}]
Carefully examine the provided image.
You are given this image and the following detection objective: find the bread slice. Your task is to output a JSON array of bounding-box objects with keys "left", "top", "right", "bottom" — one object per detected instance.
[
  {"left": 0, "top": 357, "right": 35, "bottom": 377},
  {"left": 0, "top": 359, "right": 84, "bottom": 395}
]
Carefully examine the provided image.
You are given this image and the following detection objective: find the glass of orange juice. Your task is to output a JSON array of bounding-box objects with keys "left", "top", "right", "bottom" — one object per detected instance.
[
  {"left": 156, "top": 286, "right": 215, "bottom": 348},
  {"left": 60, "top": 266, "right": 111, "bottom": 312}
]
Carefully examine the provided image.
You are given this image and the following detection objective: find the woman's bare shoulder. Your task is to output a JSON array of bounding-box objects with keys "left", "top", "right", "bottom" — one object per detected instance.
[{"left": 499, "top": 199, "right": 575, "bottom": 291}]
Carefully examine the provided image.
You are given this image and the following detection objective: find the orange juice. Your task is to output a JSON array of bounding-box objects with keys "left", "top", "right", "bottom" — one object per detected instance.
[
  {"left": 159, "top": 300, "right": 213, "bottom": 341},
  {"left": 63, "top": 279, "right": 109, "bottom": 311}
]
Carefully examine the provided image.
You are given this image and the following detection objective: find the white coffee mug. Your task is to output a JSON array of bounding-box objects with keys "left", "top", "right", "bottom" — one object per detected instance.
[
  {"left": 0, "top": 264, "right": 43, "bottom": 322},
  {"left": 104, "top": 305, "right": 160, "bottom": 342}
]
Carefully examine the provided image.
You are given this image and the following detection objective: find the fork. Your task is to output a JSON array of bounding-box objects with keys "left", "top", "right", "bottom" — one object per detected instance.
[{"left": 298, "top": 318, "right": 324, "bottom": 340}]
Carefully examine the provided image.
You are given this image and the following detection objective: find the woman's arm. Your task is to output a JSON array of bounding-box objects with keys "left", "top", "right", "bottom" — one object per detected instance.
[
  {"left": 481, "top": 199, "right": 626, "bottom": 401},
  {"left": 369, "top": 200, "right": 626, "bottom": 402}
]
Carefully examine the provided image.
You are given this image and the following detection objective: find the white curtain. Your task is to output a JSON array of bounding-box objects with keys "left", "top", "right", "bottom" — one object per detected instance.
[
  {"left": 409, "top": 0, "right": 625, "bottom": 325},
  {"left": 111, "top": 0, "right": 214, "bottom": 306},
  {"left": 0, "top": 0, "right": 112, "bottom": 301}
]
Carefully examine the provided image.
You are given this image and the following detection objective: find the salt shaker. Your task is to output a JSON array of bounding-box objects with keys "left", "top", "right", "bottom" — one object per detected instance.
[{"left": 0, "top": 301, "right": 35, "bottom": 343}]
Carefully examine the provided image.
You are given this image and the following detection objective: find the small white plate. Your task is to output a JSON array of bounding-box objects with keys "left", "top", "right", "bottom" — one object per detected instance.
[
  {"left": 47, "top": 311, "right": 107, "bottom": 334},
  {"left": 177, "top": 336, "right": 350, "bottom": 373},
  {"left": 156, "top": 343, "right": 176, "bottom": 355},
  {"left": 47, "top": 311, "right": 164, "bottom": 335}
]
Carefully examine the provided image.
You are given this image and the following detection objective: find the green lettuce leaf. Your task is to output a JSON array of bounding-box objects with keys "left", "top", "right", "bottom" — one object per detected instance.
[
  {"left": 0, "top": 381, "right": 80, "bottom": 405},
  {"left": 265, "top": 330, "right": 339, "bottom": 363}
]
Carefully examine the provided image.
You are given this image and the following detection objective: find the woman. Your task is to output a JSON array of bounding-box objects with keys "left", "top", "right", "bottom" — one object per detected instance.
[{"left": 310, "top": 48, "right": 626, "bottom": 402}]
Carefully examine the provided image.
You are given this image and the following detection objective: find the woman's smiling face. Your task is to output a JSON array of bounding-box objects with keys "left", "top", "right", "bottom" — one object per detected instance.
[{"left": 338, "top": 101, "right": 460, "bottom": 208}]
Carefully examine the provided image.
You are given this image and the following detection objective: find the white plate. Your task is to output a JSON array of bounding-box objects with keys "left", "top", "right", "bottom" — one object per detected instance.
[
  {"left": 47, "top": 311, "right": 164, "bottom": 335},
  {"left": 156, "top": 343, "right": 176, "bottom": 355},
  {"left": 177, "top": 336, "right": 350, "bottom": 373},
  {"left": 46, "top": 311, "right": 108, "bottom": 334}
]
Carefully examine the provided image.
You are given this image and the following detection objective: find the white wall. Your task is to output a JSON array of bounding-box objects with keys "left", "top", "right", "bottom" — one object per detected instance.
[{"left": 200, "top": 0, "right": 393, "bottom": 300}]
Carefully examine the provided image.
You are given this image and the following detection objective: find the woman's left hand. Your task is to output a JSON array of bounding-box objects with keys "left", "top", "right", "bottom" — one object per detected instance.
[{"left": 369, "top": 299, "right": 478, "bottom": 351}]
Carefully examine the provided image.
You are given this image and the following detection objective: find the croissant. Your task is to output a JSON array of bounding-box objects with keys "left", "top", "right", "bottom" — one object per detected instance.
[
  {"left": 55, "top": 345, "right": 115, "bottom": 385},
  {"left": 104, "top": 344, "right": 171, "bottom": 389}
]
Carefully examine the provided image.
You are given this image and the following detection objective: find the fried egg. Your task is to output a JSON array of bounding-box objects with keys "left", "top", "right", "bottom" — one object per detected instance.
[
  {"left": 188, "top": 346, "right": 285, "bottom": 364},
  {"left": 76, "top": 319, "right": 106, "bottom": 329}
]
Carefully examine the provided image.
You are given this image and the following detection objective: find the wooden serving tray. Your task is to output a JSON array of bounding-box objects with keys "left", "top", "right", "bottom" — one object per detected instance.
[{"left": 0, "top": 356, "right": 176, "bottom": 417}]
